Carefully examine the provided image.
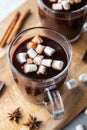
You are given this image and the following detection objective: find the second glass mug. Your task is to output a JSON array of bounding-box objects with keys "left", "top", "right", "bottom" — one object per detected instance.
[
  {"left": 37, "top": 0, "right": 87, "bottom": 43},
  {"left": 8, "top": 27, "right": 72, "bottom": 120}
]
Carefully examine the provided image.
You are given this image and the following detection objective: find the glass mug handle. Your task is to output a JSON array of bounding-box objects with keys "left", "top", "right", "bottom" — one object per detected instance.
[
  {"left": 83, "top": 22, "right": 87, "bottom": 32},
  {"left": 43, "top": 85, "right": 64, "bottom": 120}
]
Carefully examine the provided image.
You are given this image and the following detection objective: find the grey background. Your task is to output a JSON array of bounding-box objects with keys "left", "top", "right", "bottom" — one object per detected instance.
[{"left": 63, "top": 109, "right": 87, "bottom": 130}]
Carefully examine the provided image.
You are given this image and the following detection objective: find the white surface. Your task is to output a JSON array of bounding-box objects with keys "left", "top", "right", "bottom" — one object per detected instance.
[
  {"left": 0, "top": 0, "right": 26, "bottom": 22},
  {"left": 63, "top": 110, "right": 87, "bottom": 130}
]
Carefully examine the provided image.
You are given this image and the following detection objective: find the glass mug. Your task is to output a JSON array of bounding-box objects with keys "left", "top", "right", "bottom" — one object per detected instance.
[
  {"left": 8, "top": 27, "right": 72, "bottom": 120},
  {"left": 37, "top": 0, "right": 87, "bottom": 43}
]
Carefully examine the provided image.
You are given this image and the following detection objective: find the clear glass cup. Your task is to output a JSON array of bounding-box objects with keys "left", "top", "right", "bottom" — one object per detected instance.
[
  {"left": 8, "top": 27, "right": 72, "bottom": 120},
  {"left": 37, "top": 0, "right": 87, "bottom": 43}
]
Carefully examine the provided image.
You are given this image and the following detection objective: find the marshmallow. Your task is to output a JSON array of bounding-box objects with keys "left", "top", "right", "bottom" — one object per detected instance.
[
  {"left": 52, "top": 60, "right": 64, "bottom": 70},
  {"left": 75, "top": 0, "right": 81, "bottom": 4},
  {"left": 52, "top": 3, "right": 63, "bottom": 10},
  {"left": 62, "top": 1, "right": 70, "bottom": 10},
  {"left": 75, "top": 124, "right": 84, "bottom": 130},
  {"left": 49, "top": 0, "right": 57, "bottom": 2},
  {"left": 37, "top": 65, "right": 47, "bottom": 75},
  {"left": 44, "top": 46, "right": 55, "bottom": 57},
  {"left": 79, "top": 73, "right": 87, "bottom": 83},
  {"left": 17, "top": 52, "right": 27, "bottom": 63},
  {"left": 27, "top": 58, "right": 33, "bottom": 64},
  {"left": 58, "top": 0, "right": 62, "bottom": 3},
  {"left": 84, "top": 108, "right": 87, "bottom": 115},
  {"left": 24, "top": 63, "right": 37, "bottom": 73},
  {"left": 32, "top": 34, "right": 43, "bottom": 44},
  {"left": 35, "top": 44, "right": 45, "bottom": 54},
  {"left": 68, "top": 0, "right": 75, "bottom": 4},
  {"left": 27, "top": 48, "right": 37, "bottom": 59},
  {"left": 27, "top": 41, "right": 37, "bottom": 49},
  {"left": 65, "top": 79, "right": 78, "bottom": 89},
  {"left": 41, "top": 59, "right": 52, "bottom": 67},
  {"left": 33, "top": 55, "right": 44, "bottom": 65}
]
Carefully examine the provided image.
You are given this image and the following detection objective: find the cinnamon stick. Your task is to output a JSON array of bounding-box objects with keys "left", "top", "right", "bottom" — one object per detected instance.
[
  {"left": 0, "top": 12, "right": 20, "bottom": 47},
  {"left": 6, "top": 9, "right": 30, "bottom": 45}
]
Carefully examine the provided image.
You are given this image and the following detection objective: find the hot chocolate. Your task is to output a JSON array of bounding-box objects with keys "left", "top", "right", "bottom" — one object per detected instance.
[
  {"left": 12, "top": 35, "right": 67, "bottom": 79},
  {"left": 43, "top": 0, "right": 87, "bottom": 11},
  {"left": 8, "top": 27, "right": 72, "bottom": 119},
  {"left": 37, "top": 0, "right": 87, "bottom": 42}
]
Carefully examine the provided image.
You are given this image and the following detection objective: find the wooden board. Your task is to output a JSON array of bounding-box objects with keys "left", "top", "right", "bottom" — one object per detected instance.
[
  {"left": 0, "top": 48, "right": 87, "bottom": 130},
  {"left": 0, "top": 73, "right": 87, "bottom": 130},
  {"left": 0, "top": 0, "right": 87, "bottom": 130}
]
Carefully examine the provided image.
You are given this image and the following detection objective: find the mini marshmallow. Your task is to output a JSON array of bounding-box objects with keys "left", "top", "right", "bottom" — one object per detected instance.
[
  {"left": 65, "top": 79, "right": 78, "bottom": 89},
  {"left": 35, "top": 44, "right": 45, "bottom": 54},
  {"left": 75, "top": 124, "right": 84, "bottom": 130},
  {"left": 32, "top": 34, "right": 43, "bottom": 44},
  {"left": 62, "top": 1, "right": 70, "bottom": 10},
  {"left": 27, "top": 58, "right": 33, "bottom": 64},
  {"left": 33, "top": 55, "right": 44, "bottom": 65},
  {"left": 52, "top": 3, "right": 63, "bottom": 10},
  {"left": 79, "top": 73, "right": 87, "bottom": 83},
  {"left": 75, "top": 0, "right": 81, "bottom": 4},
  {"left": 58, "top": 0, "right": 62, "bottom": 3},
  {"left": 41, "top": 59, "right": 52, "bottom": 67},
  {"left": 68, "top": 0, "right": 75, "bottom": 4},
  {"left": 84, "top": 108, "right": 87, "bottom": 115},
  {"left": 27, "top": 41, "right": 37, "bottom": 49},
  {"left": 49, "top": 0, "right": 57, "bottom": 2},
  {"left": 17, "top": 52, "right": 27, "bottom": 63},
  {"left": 24, "top": 63, "right": 37, "bottom": 73},
  {"left": 44, "top": 46, "right": 55, "bottom": 57},
  {"left": 52, "top": 60, "right": 64, "bottom": 70},
  {"left": 27, "top": 48, "right": 37, "bottom": 59},
  {"left": 37, "top": 65, "right": 47, "bottom": 75}
]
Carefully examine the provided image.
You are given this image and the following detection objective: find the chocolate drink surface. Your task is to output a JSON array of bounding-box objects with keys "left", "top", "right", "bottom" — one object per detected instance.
[
  {"left": 38, "top": 0, "right": 87, "bottom": 41},
  {"left": 12, "top": 36, "right": 67, "bottom": 79},
  {"left": 43, "top": 0, "right": 87, "bottom": 11}
]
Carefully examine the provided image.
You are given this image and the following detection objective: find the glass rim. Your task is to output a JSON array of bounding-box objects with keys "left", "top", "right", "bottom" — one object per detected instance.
[
  {"left": 37, "top": 0, "right": 87, "bottom": 15},
  {"left": 8, "top": 26, "right": 72, "bottom": 84}
]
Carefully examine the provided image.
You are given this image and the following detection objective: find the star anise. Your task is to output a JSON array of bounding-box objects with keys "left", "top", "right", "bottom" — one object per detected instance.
[
  {"left": 8, "top": 107, "right": 21, "bottom": 123},
  {"left": 23, "top": 114, "right": 42, "bottom": 130}
]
